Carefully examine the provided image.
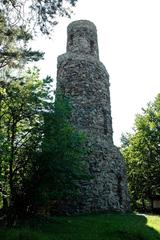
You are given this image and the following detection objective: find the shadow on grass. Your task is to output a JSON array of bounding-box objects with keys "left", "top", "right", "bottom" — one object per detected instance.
[{"left": 0, "top": 213, "right": 160, "bottom": 240}]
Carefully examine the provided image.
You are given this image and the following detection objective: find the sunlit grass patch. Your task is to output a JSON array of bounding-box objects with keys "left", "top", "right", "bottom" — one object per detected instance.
[{"left": 146, "top": 214, "right": 160, "bottom": 233}]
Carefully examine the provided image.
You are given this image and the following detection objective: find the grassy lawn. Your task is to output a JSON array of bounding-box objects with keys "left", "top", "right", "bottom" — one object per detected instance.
[{"left": 0, "top": 213, "right": 160, "bottom": 240}]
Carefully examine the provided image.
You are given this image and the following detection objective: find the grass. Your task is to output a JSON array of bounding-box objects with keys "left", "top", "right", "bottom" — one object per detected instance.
[
  {"left": 0, "top": 213, "right": 160, "bottom": 240},
  {"left": 147, "top": 214, "right": 160, "bottom": 233}
]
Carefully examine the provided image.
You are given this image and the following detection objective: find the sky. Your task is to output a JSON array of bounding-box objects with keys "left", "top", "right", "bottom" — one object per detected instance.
[{"left": 31, "top": 0, "right": 160, "bottom": 146}]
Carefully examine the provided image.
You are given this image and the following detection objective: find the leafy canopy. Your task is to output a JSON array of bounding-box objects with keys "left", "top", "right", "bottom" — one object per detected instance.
[
  {"left": 0, "top": 0, "right": 78, "bottom": 35},
  {"left": 0, "top": 68, "right": 88, "bottom": 217},
  {"left": 121, "top": 94, "right": 160, "bottom": 211}
]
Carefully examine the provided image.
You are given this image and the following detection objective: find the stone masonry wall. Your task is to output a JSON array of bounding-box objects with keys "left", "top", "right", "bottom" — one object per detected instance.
[{"left": 56, "top": 20, "right": 130, "bottom": 213}]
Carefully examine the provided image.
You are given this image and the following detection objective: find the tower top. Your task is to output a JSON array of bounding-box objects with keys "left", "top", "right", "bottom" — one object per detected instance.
[{"left": 67, "top": 20, "right": 99, "bottom": 59}]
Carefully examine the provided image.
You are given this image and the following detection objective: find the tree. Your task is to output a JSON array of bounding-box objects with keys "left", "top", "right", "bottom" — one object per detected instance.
[
  {"left": 0, "top": 10, "right": 43, "bottom": 72},
  {"left": 121, "top": 94, "right": 160, "bottom": 211},
  {"left": 22, "top": 92, "right": 88, "bottom": 215},
  {"left": 0, "top": 0, "right": 78, "bottom": 75},
  {"left": 0, "top": 69, "right": 48, "bottom": 222},
  {"left": 0, "top": 69, "right": 87, "bottom": 221},
  {"left": 0, "top": 0, "right": 78, "bottom": 35},
  {"left": 0, "top": 0, "right": 84, "bottom": 223}
]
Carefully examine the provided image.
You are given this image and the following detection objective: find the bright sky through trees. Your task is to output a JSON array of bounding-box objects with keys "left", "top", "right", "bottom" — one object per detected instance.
[{"left": 31, "top": 0, "right": 160, "bottom": 146}]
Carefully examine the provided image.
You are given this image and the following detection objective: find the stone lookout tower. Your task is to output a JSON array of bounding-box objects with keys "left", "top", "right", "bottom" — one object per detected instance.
[{"left": 56, "top": 20, "right": 130, "bottom": 213}]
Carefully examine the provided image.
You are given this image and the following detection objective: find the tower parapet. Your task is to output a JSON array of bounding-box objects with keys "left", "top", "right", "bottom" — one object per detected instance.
[{"left": 67, "top": 20, "right": 99, "bottom": 59}]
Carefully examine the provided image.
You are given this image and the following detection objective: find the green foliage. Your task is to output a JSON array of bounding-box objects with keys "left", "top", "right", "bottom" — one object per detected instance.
[
  {"left": 24, "top": 92, "right": 88, "bottom": 214},
  {"left": 0, "top": 11, "right": 43, "bottom": 70},
  {"left": 121, "top": 94, "right": 160, "bottom": 211},
  {"left": 0, "top": 0, "right": 78, "bottom": 35},
  {"left": 0, "top": 0, "right": 81, "bottom": 224},
  {"left": 0, "top": 69, "right": 49, "bottom": 215},
  {"left": 0, "top": 213, "right": 160, "bottom": 240},
  {"left": 0, "top": 69, "right": 87, "bottom": 218}
]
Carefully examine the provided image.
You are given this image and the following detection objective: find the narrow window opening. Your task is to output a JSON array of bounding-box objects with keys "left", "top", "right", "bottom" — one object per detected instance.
[
  {"left": 90, "top": 40, "right": 94, "bottom": 53},
  {"left": 70, "top": 34, "right": 73, "bottom": 45},
  {"left": 103, "top": 109, "right": 108, "bottom": 135}
]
